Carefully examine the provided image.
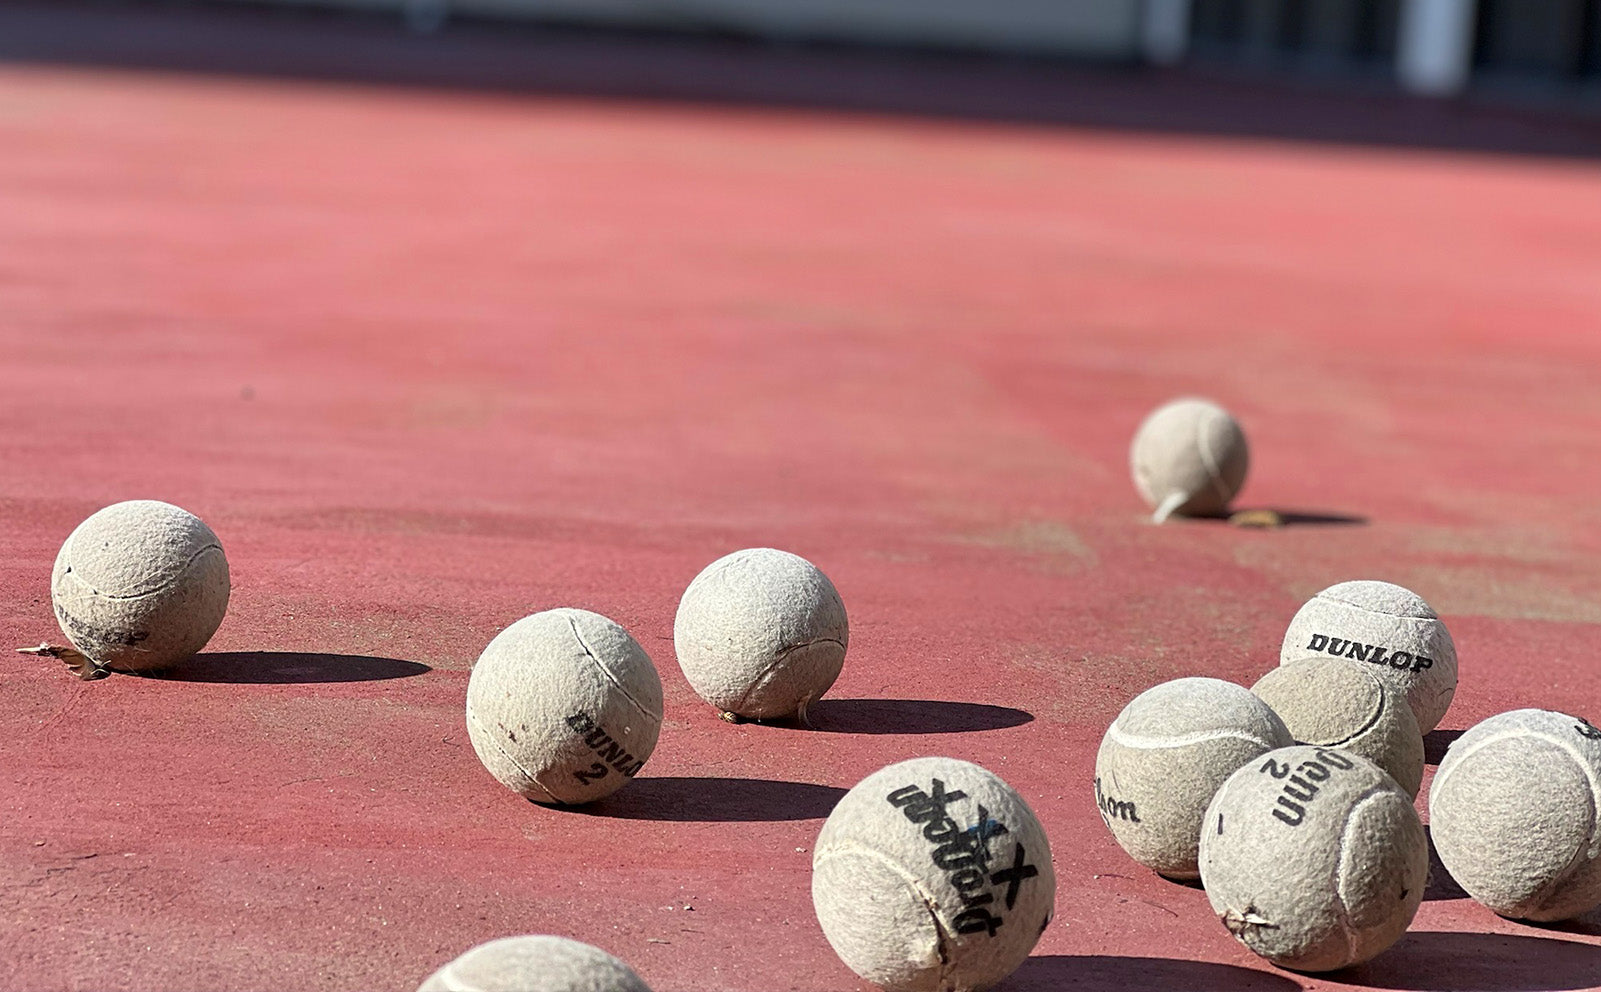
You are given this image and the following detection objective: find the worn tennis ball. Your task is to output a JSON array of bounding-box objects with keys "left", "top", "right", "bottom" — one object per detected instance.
[
  {"left": 1251, "top": 658, "right": 1425, "bottom": 798},
  {"left": 417, "top": 935, "right": 652, "bottom": 992},
  {"left": 1129, "top": 398, "right": 1249, "bottom": 522},
  {"left": 1199, "top": 745, "right": 1427, "bottom": 972},
  {"left": 1095, "top": 677, "right": 1293, "bottom": 879},
  {"left": 813, "top": 756, "right": 1055, "bottom": 992},
  {"left": 1429, "top": 709, "right": 1601, "bottom": 922},
  {"left": 1279, "top": 579, "right": 1457, "bottom": 733},
  {"left": 466, "top": 608, "right": 663, "bottom": 806},
  {"left": 674, "top": 548, "right": 847, "bottom": 720},
  {"left": 50, "top": 499, "right": 229, "bottom": 672}
]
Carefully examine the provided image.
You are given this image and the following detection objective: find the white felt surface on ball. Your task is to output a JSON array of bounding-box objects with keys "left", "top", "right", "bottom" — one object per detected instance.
[
  {"left": 1279, "top": 580, "right": 1457, "bottom": 733},
  {"left": 813, "top": 756, "right": 1055, "bottom": 992},
  {"left": 1129, "top": 398, "right": 1249, "bottom": 522},
  {"left": 1094, "top": 677, "right": 1292, "bottom": 879},
  {"left": 1429, "top": 709, "right": 1601, "bottom": 922},
  {"left": 674, "top": 548, "right": 847, "bottom": 720},
  {"left": 417, "top": 935, "right": 652, "bottom": 992},
  {"left": 50, "top": 499, "right": 230, "bottom": 672},
  {"left": 1252, "top": 658, "right": 1425, "bottom": 798},
  {"left": 466, "top": 608, "right": 663, "bottom": 806},
  {"left": 1199, "top": 745, "right": 1426, "bottom": 972}
]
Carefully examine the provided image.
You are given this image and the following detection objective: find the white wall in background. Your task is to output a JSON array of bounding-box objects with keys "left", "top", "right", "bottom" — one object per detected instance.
[
  {"left": 1139, "top": 0, "right": 1190, "bottom": 65},
  {"left": 1396, "top": 0, "right": 1477, "bottom": 96}
]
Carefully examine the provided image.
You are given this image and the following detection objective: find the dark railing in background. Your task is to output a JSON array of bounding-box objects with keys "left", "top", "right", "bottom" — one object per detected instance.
[
  {"left": 1474, "top": 0, "right": 1601, "bottom": 82},
  {"left": 1189, "top": 0, "right": 1402, "bottom": 71},
  {"left": 1185, "top": 0, "right": 1601, "bottom": 95}
]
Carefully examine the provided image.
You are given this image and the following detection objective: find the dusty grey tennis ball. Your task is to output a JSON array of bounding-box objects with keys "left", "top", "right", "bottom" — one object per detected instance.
[
  {"left": 1251, "top": 658, "right": 1425, "bottom": 798},
  {"left": 50, "top": 499, "right": 229, "bottom": 672},
  {"left": 1129, "top": 398, "right": 1249, "bottom": 522},
  {"left": 813, "top": 756, "right": 1054, "bottom": 992},
  {"left": 416, "top": 935, "right": 652, "bottom": 992},
  {"left": 1095, "top": 677, "right": 1292, "bottom": 879},
  {"left": 1279, "top": 579, "right": 1457, "bottom": 733},
  {"left": 1429, "top": 709, "right": 1601, "bottom": 922},
  {"left": 1199, "top": 745, "right": 1426, "bottom": 972},
  {"left": 674, "top": 548, "right": 847, "bottom": 720},
  {"left": 466, "top": 608, "right": 663, "bottom": 806}
]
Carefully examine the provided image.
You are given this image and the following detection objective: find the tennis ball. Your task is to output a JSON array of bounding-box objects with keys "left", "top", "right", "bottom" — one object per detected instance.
[
  {"left": 1095, "top": 677, "right": 1292, "bottom": 879},
  {"left": 1198, "top": 745, "right": 1427, "bottom": 972},
  {"left": 1129, "top": 398, "right": 1249, "bottom": 522},
  {"left": 465, "top": 608, "right": 663, "bottom": 806},
  {"left": 1279, "top": 580, "right": 1457, "bottom": 733},
  {"left": 1251, "top": 658, "right": 1425, "bottom": 798},
  {"left": 417, "top": 935, "right": 652, "bottom": 992},
  {"left": 813, "top": 756, "right": 1054, "bottom": 992},
  {"left": 50, "top": 500, "right": 229, "bottom": 672},
  {"left": 1429, "top": 708, "right": 1601, "bottom": 922},
  {"left": 674, "top": 548, "right": 847, "bottom": 720}
]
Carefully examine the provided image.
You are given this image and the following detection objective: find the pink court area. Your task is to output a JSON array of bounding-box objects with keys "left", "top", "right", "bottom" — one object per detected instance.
[{"left": 3, "top": 62, "right": 1601, "bottom": 992}]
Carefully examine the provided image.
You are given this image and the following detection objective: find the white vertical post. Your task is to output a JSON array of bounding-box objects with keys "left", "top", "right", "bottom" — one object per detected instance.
[
  {"left": 1142, "top": 0, "right": 1193, "bottom": 65},
  {"left": 1397, "top": 0, "right": 1477, "bottom": 96}
]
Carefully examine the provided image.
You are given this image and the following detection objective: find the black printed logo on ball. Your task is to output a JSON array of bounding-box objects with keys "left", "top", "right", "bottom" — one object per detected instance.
[
  {"left": 1256, "top": 748, "right": 1357, "bottom": 827},
  {"left": 1093, "top": 777, "right": 1139, "bottom": 824},
  {"left": 565, "top": 712, "right": 645, "bottom": 784},
  {"left": 52, "top": 599, "right": 149, "bottom": 648},
  {"left": 1306, "top": 634, "right": 1433, "bottom": 673},
  {"left": 885, "top": 778, "right": 1040, "bottom": 938}
]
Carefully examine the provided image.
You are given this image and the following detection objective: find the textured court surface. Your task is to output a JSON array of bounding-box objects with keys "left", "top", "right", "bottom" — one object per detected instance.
[{"left": 3, "top": 57, "right": 1601, "bottom": 992}]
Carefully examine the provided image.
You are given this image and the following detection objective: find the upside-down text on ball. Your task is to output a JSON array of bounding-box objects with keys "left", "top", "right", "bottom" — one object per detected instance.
[
  {"left": 885, "top": 778, "right": 1041, "bottom": 938},
  {"left": 1246, "top": 747, "right": 1357, "bottom": 828}
]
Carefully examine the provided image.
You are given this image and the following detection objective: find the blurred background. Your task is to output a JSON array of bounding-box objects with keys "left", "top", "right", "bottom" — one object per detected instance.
[
  {"left": 3, "top": 0, "right": 1600, "bottom": 153},
  {"left": 6, "top": 4, "right": 1601, "bottom": 992}
]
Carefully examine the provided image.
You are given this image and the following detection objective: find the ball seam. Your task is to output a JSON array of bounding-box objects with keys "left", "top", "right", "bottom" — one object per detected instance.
[
  {"left": 1311, "top": 593, "right": 1439, "bottom": 622},
  {"left": 1531, "top": 731, "right": 1601, "bottom": 871},
  {"left": 815, "top": 840, "right": 955, "bottom": 988},
  {"left": 465, "top": 709, "right": 561, "bottom": 805},
  {"left": 1332, "top": 784, "right": 1397, "bottom": 968},
  {"left": 731, "top": 636, "right": 846, "bottom": 715},
  {"left": 1310, "top": 677, "right": 1389, "bottom": 748},
  {"left": 566, "top": 613, "right": 662, "bottom": 722},
  {"left": 1433, "top": 727, "right": 1601, "bottom": 913},
  {"left": 57, "top": 544, "right": 225, "bottom": 602},
  {"left": 1532, "top": 783, "right": 1598, "bottom": 916},
  {"left": 1106, "top": 724, "right": 1278, "bottom": 751},
  {"left": 1430, "top": 728, "right": 1572, "bottom": 810}
]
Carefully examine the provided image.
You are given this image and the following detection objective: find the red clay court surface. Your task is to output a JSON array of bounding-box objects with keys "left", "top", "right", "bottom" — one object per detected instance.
[{"left": 3, "top": 56, "right": 1601, "bottom": 992}]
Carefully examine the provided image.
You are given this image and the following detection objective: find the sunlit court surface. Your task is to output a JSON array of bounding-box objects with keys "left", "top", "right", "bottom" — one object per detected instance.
[{"left": 4, "top": 6, "right": 1601, "bottom": 992}]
